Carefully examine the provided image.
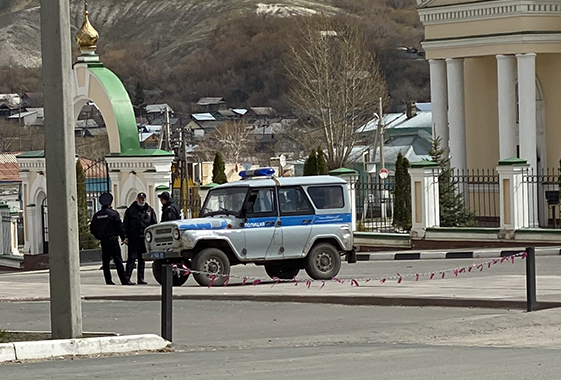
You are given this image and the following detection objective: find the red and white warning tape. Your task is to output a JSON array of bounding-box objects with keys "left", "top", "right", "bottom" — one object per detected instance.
[{"left": 170, "top": 252, "right": 528, "bottom": 288}]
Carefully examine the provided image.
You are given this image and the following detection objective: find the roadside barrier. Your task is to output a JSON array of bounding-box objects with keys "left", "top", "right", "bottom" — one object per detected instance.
[{"left": 159, "top": 247, "right": 539, "bottom": 341}]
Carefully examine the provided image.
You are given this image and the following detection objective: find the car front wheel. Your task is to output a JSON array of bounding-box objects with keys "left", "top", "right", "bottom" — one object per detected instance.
[
  {"left": 304, "top": 243, "right": 341, "bottom": 280},
  {"left": 192, "top": 248, "right": 231, "bottom": 286}
]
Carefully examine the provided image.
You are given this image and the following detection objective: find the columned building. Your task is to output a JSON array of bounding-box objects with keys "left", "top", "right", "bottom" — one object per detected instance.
[{"left": 418, "top": 0, "right": 561, "bottom": 171}]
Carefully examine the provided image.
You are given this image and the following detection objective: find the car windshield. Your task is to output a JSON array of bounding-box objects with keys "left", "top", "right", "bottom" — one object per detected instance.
[{"left": 200, "top": 187, "right": 248, "bottom": 217}]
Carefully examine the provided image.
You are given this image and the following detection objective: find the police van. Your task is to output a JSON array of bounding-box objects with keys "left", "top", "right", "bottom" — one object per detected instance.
[{"left": 144, "top": 168, "right": 356, "bottom": 287}]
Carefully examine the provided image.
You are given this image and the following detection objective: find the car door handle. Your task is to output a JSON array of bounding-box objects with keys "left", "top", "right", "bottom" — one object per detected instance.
[
  {"left": 276, "top": 220, "right": 282, "bottom": 227},
  {"left": 265, "top": 221, "right": 275, "bottom": 227},
  {"left": 302, "top": 219, "right": 312, "bottom": 225}
]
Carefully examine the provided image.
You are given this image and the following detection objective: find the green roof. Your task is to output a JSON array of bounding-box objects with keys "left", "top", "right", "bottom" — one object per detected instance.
[
  {"left": 410, "top": 160, "right": 439, "bottom": 168},
  {"left": 329, "top": 167, "right": 358, "bottom": 176},
  {"left": 106, "top": 148, "right": 174, "bottom": 157},
  {"left": 498, "top": 157, "right": 528, "bottom": 166},
  {"left": 17, "top": 151, "right": 45, "bottom": 158}
]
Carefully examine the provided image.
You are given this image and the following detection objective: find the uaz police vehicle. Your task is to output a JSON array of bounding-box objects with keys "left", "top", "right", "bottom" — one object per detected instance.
[{"left": 144, "top": 168, "right": 356, "bottom": 287}]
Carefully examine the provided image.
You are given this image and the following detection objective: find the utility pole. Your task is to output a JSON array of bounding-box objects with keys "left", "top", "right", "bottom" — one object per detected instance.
[
  {"left": 40, "top": 0, "right": 83, "bottom": 339},
  {"left": 378, "top": 97, "right": 385, "bottom": 172}
]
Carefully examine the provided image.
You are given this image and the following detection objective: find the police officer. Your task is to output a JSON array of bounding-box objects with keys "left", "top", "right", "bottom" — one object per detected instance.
[
  {"left": 89, "top": 193, "right": 133, "bottom": 285},
  {"left": 158, "top": 191, "right": 181, "bottom": 222},
  {"left": 123, "top": 192, "right": 157, "bottom": 284}
]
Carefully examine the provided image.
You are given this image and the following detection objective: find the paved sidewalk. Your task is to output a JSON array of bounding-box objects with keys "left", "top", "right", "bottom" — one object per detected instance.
[{"left": 1, "top": 258, "right": 561, "bottom": 310}]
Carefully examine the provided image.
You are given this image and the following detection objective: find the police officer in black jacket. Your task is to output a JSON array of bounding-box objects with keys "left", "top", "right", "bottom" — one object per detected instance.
[
  {"left": 90, "top": 193, "right": 133, "bottom": 285},
  {"left": 123, "top": 192, "right": 157, "bottom": 284},
  {"left": 158, "top": 191, "right": 181, "bottom": 222}
]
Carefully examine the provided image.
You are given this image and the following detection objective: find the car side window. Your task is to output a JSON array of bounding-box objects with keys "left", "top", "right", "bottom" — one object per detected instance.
[
  {"left": 245, "top": 188, "right": 276, "bottom": 216},
  {"left": 279, "top": 187, "right": 314, "bottom": 216},
  {"left": 307, "top": 186, "right": 345, "bottom": 209}
]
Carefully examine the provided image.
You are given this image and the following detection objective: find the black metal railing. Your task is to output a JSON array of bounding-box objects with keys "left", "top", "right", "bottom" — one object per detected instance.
[
  {"left": 522, "top": 168, "right": 561, "bottom": 229},
  {"left": 354, "top": 176, "right": 397, "bottom": 233},
  {"left": 437, "top": 169, "right": 500, "bottom": 228}
]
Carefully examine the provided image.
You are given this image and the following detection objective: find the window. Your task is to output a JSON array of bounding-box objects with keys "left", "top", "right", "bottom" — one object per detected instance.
[
  {"left": 200, "top": 188, "right": 248, "bottom": 216},
  {"left": 246, "top": 188, "right": 276, "bottom": 215},
  {"left": 307, "top": 186, "right": 344, "bottom": 209},
  {"left": 279, "top": 187, "right": 313, "bottom": 215}
]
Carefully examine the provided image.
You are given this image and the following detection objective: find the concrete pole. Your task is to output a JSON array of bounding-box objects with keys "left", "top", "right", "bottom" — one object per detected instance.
[
  {"left": 40, "top": 0, "right": 83, "bottom": 339},
  {"left": 496, "top": 55, "right": 518, "bottom": 160}
]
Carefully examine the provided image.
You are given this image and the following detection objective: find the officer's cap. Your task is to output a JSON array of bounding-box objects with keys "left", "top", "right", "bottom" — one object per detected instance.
[{"left": 99, "top": 193, "right": 113, "bottom": 206}]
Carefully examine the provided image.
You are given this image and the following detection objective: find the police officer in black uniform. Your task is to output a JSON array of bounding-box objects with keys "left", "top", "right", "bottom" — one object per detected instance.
[
  {"left": 123, "top": 192, "right": 157, "bottom": 284},
  {"left": 158, "top": 191, "right": 181, "bottom": 222},
  {"left": 89, "top": 193, "right": 133, "bottom": 285}
]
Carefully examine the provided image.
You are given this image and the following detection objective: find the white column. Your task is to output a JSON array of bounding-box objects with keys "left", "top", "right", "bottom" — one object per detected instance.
[
  {"left": 517, "top": 53, "right": 537, "bottom": 171},
  {"left": 446, "top": 58, "right": 467, "bottom": 170},
  {"left": 429, "top": 59, "right": 449, "bottom": 152},
  {"left": 496, "top": 55, "right": 517, "bottom": 159}
]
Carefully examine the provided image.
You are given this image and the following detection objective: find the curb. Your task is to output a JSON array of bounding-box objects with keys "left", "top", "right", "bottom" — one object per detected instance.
[
  {"left": 0, "top": 334, "right": 170, "bottom": 363},
  {"left": 357, "top": 247, "right": 561, "bottom": 261}
]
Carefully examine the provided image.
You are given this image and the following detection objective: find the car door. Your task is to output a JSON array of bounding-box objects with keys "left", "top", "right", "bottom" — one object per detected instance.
[
  {"left": 278, "top": 186, "right": 315, "bottom": 258},
  {"left": 242, "top": 187, "right": 282, "bottom": 260}
]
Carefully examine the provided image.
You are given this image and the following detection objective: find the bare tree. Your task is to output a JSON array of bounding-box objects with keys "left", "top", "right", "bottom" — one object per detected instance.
[
  {"left": 196, "top": 120, "right": 255, "bottom": 163},
  {"left": 285, "top": 15, "right": 387, "bottom": 169}
]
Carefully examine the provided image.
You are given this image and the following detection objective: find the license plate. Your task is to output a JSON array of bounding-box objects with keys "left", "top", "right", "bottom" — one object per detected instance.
[{"left": 150, "top": 251, "right": 165, "bottom": 259}]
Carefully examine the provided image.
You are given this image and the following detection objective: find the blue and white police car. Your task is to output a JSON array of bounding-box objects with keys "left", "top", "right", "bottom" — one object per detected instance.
[{"left": 144, "top": 168, "right": 356, "bottom": 287}]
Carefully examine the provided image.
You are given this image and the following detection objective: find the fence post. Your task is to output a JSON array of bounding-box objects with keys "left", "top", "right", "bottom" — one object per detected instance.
[
  {"left": 161, "top": 264, "right": 173, "bottom": 341},
  {"left": 409, "top": 161, "right": 440, "bottom": 239},
  {"left": 525, "top": 247, "right": 537, "bottom": 312},
  {"left": 496, "top": 158, "right": 529, "bottom": 238}
]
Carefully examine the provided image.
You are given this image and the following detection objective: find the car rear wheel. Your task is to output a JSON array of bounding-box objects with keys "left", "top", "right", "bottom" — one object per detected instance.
[
  {"left": 192, "top": 248, "right": 231, "bottom": 286},
  {"left": 152, "top": 259, "right": 190, "bottom": 287},
  {"left": 264, "top": 262, "right": 300, "bottom": 280},
  {"left": 304, "top": 243, "right": 341, "bottom": 280}
]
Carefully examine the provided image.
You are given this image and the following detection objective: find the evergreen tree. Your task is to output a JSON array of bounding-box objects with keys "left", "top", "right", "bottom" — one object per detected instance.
[
  {"left": 133, "top": 82, "right": 145, "bottom": 116},
  {"left": 303, "top": 149, "right": 318, "bottom": 176},
  {"left": 212, "top": 151, "right": 227, "bottom": 184},
  {"left": 317, "top": 147, "right": 329, "bottom": 175},
  {"left": 76, "top": 161, "right": 97, "bottom": 249},
  {"left": 429, "top": 137, "right": 475, "bottom": 227},
  {"left": 393, "top": 152, "right": 411, "bottom": 230}
]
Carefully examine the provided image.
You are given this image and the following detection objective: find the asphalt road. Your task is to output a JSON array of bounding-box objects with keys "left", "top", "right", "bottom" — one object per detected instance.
[{"left": 2, "top": 300, "right": 561, "bottom": 379}]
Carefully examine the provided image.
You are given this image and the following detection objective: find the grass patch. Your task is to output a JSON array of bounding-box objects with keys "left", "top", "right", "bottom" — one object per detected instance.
[{"left": 0, "top": 329, "right": 12, "bottom": 343}]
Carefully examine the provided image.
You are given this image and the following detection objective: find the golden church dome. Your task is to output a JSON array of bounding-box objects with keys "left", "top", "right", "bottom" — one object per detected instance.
[{"left": 75, "top": 1, "right": 99, "bottom": 51}]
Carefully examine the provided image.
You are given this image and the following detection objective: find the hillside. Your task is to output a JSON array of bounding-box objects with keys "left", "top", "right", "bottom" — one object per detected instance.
[
  {"left": 0, "top": 0, "right": 341, "bottom": 68},
  {"left": 0, "top": 0, "right": 428, "bottom": 112}
]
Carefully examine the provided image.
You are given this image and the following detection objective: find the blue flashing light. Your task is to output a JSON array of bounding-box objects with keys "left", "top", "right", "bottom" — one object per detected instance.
[{"left": 239, "top": 167, "right": 276, "bottom": 179}]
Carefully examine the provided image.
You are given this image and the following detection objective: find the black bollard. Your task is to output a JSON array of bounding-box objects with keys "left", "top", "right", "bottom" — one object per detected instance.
[
  {"left": 161, "top": 264, "right": 173, "bottom": 341},
  {"left": 525, "top": 247, "right": 537, "bottom": 312}
]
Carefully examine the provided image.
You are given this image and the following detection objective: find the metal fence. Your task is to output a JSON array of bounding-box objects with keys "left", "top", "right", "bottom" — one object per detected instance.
[
  {"left": 354, "top": 176, "right": 397, "bottom": 233},
  {"left": 445, "top": 169, "right": 501, "bottom": 228},
  {"left": 522, "top": 168, "right": 561, "bottom": 229}
]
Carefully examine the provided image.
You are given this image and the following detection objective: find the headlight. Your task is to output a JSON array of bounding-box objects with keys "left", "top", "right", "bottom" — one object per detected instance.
[
  {"left": 172, "top": 229, "right": 181, "bottom": 240},
  {"left": 145, "top": 231, "right": 153, "bottom": 243}
]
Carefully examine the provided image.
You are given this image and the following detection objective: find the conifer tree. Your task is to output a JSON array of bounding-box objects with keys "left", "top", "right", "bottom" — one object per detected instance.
[
  {"left": 76, "top": 161, "right": 97, "bottom": 249},
  {"left": 393, "top": 152, "right": 411, "bottom": 230},
  {"left": 317, "top": 147, "right": 329, "bottom": 175},
  {"left": 429, "top": 137, "right": 475, "bottom": 227},
  {"left": 303, "top": 149, "right": 318, "bottom": 176},
  {"left": 212, "top": 151, "right": 228, "bottom": 184}
]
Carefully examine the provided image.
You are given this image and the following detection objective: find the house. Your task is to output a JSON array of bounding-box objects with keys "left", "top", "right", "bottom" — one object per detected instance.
[
  {"left": 213, "top": 109, "right": 237, "bottom": 120},
  {"left": 145, "top": 103, "right": 174, "bottom": 116},
  {"left": 21, "top": 93, "right": 43, "bottom": 108},
  {"left": 196, "top": 97, "right": 226, "bottom": 113},
  {"left": 0, "top": 94, "right": 21, "bottom": 118},
  {"left": 191, "top": 113, "right": 216, "bottom": 122},
  {"left": 7, "top": 110, "right": 41, "bottom": 127},
  {"left": 0, "top": 152, "right": 22, "bottom": 213},
  {"left": 139, "top": 132, "right": 160, "bottom": 149}
]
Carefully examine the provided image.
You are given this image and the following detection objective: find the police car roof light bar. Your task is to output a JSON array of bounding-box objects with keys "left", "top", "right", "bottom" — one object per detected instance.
[{"left": 239, "top": 167, "right": 275, "bottom": 180}]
